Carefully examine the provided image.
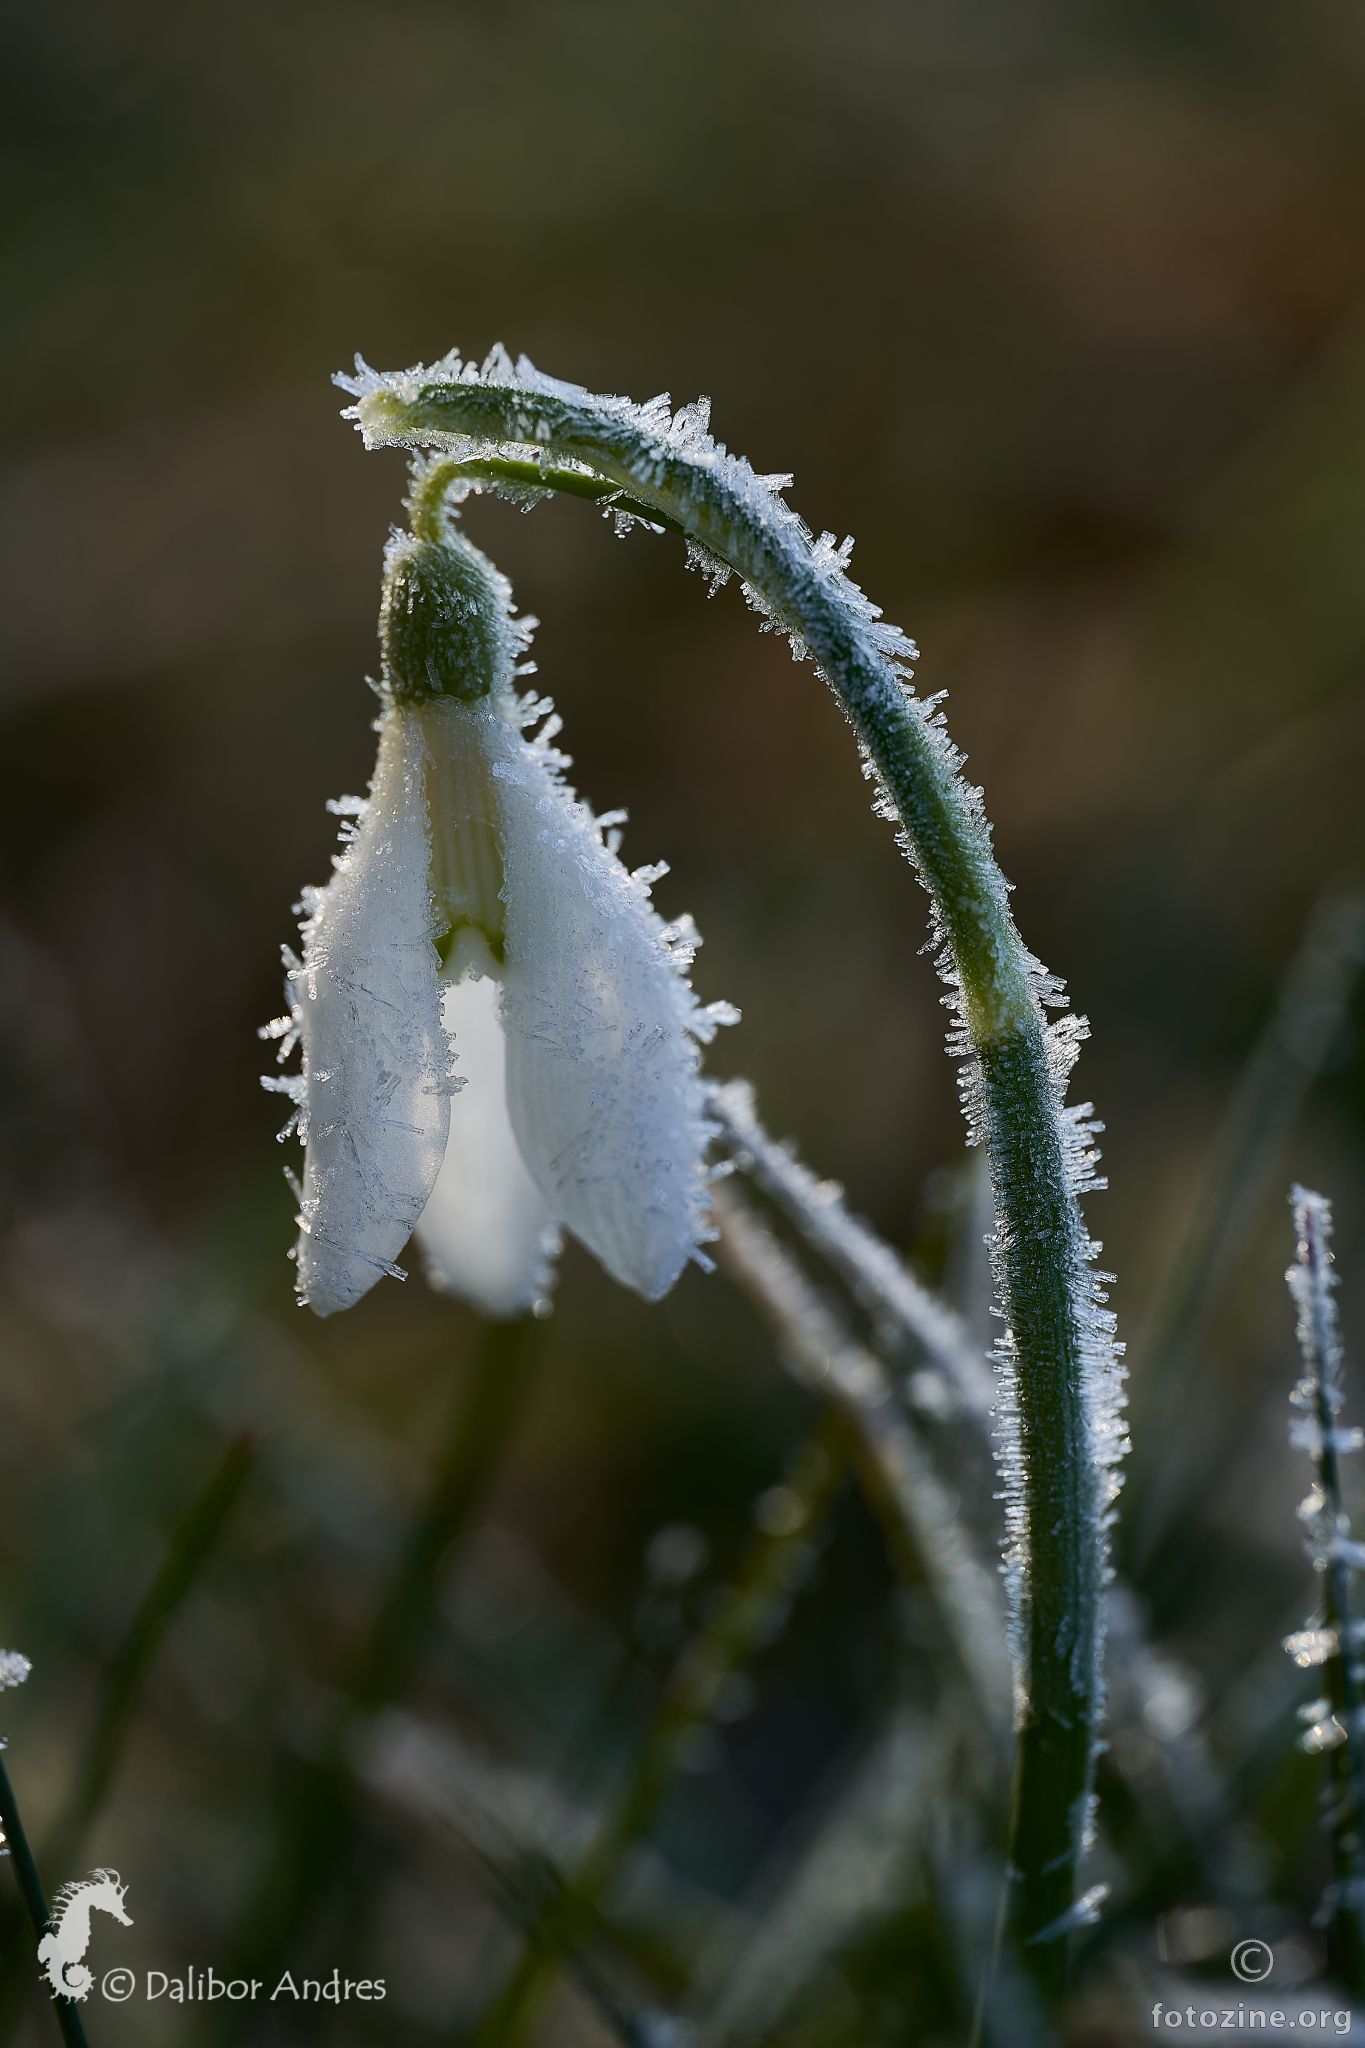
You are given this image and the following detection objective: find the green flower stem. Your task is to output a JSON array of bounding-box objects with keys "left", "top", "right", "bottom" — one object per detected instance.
[
  {"left": 0, "top": 1752, "right": 90, "bottom": 2048},
  {"left": 1133, "top": 892, "right": 1365, "bottom": 1575},
  {"left": 361, "top": 374, "right": 1103, "bottom": 1991},
  {"left": 467, "top": 1410, "right": 851, "bottom": 2048},
  {"left": 711, "top": 1184, "right": 1012, "bottom": 1746},
  {"left": 408, "top": 455, "right": 681, "bottom": 544},
  {"left": 0, "top": 1438, "right": 252, "bottom": 2046},
  {"left": 220, "top": 1317, "right": 541, "bottom": 2030},
  {"left": 45, "top": 1434, "right": 255, "bottom": 1876}
]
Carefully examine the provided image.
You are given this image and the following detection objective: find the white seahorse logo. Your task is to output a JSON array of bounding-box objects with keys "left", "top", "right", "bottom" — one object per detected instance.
[{"left": 37, "top": 1871, "right": 132, "bottom": 2001}]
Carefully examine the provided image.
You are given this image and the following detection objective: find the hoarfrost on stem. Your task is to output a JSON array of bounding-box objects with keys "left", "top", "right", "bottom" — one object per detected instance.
[
  {"left": 329, "top": 348, "right": 1124, "bottom": 1959},
  {"left": 1284, "top": 1185, "right": 1365, "bottom": 1960},
  {"left": 708, "top": 1076, "right": 995, "bottom": 1419}
]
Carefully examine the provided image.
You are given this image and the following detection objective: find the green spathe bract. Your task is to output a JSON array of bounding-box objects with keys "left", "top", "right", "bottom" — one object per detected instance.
[
  {"left": 337, "top": 344, "right": 1126, "bottom": 1992},
  {"left": 379, "top": 528, "right": 512, "bottom": 706}
]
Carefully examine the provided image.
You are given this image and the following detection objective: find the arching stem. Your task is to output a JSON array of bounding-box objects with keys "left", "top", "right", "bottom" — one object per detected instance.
[{"left": 349, "top": 364, "right": 1115, "bottom": 1994}]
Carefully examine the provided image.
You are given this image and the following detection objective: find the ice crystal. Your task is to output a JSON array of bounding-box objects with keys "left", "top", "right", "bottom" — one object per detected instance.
[
  {"left": 1286, "top": 1626, "right": 1342, "bottom": 1669},
  {"left": 1027, "top": 1882, "right": 1110, "bottom": 1946},
  {"left": 0, "top": 1650, "right": 31, "bottom": 1691}
]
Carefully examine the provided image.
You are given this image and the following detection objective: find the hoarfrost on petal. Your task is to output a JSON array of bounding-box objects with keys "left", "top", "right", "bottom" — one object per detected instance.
[
  {"left": 289, "top": 708, "right": 451, "bottom": 1315},
  {"left": 415, "top": 962, "right": 559, "bottom": 1318},
  {"left": 483, "top": 699, "right": 720, "bottom": 1300},
  {"left": 0, "top": 1650, "right": 31, "bottom": 1691}
]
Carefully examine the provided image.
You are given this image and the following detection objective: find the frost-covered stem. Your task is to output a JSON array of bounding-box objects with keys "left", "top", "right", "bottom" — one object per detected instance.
[
  {"left": 1135, "top": 894, "right": 1365, "bottom": 1564},
  {"left": 1287, "top": 1187, "right": 1365, "bottom": 1991},
  {"left": 350, "top": 362, "right": 1115, "bottom": 1987},
  {"left": 712, "top": 1184, "right": 1011, "bottom": 1737},
  {"left": 987, "top": 1030, "right": 1102, "bottom": 1995},
  {"left": 709, "top": 1078, "right": 996, "bottom": 1419},
  {"left": 407, "top": 454, "right": 680, "bottom": 544},
  {"left": 0, "top": 1755, "right": 90, "bottom": 2048},
  {"left": 468, "top": 1412, "right": 850, "bottom": 2048}
]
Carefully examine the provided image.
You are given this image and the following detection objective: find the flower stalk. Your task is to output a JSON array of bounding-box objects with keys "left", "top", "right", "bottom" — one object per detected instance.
[
  {"left": 44, "top": 1436, "right": 254, "bottom": 1876},
  {"left": 469, "top": 1409, "right": 850, "bottom": 2048},
  {"left": 711, "top": 1183, "right": 1012, "bottom": 1740},
  {"left": 0, "top": 1742, "right": 90, "bottom": 2048},
  {"left": 342, "top": 349, "right": 1123, "bottom": 1990}
]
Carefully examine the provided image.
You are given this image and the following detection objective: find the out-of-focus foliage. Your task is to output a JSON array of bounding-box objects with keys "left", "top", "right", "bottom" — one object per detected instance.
[{"left": 1, "top": 1, "right": 1364, "bottom": 2041}]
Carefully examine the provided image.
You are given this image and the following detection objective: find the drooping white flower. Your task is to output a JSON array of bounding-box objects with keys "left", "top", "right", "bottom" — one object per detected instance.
[{"left": 264, "top": 524, "right": 734, "bottom": 1317}]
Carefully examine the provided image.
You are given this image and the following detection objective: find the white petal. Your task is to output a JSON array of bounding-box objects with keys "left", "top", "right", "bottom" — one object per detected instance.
[
  {"left": 484, "top": 701, "right": 720, "bottom": 1300},
  {"left": 415, "top": 960, "right": 559, "bottom": 1318},
  {"left": 291, "top": 708, "right": 450, "bottom": 1315}
]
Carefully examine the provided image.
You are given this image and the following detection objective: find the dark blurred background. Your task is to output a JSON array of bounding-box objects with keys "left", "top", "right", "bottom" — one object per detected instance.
[{"left": 2, "top": 1, "right": 1365, "bottom": 2041}]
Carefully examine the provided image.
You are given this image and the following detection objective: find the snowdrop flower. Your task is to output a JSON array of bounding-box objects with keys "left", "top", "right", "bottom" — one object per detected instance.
[{"left": 264, "top": 521, "right": 735, "bottom": 1318}]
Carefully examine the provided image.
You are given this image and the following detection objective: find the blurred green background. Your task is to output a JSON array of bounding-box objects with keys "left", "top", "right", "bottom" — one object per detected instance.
[{"left": 2, "top": 1, "right": 1365, "bottom": 2040}]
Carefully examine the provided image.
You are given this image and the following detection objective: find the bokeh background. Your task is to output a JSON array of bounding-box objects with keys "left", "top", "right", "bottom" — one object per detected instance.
[{"left": 2, "top": 1, "right": 1365, "bottom": 2041}]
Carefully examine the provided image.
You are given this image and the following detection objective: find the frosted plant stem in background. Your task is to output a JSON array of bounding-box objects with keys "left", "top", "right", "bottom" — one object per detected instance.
[
  {"left": 221, "top": 1318, "right": 541, "bottom": 2023},
  {"left": 357, "top": 1715, "right": 691, "bottom": 2046},
  {"left": 687, "top": 1700, "right": 936, "bottom": 2048},
  {"left": 709, "top": 1078, "right": 996, "bottom": 1418},
  {"left": 0, "top": 1442, "right": 253, "bottom": 2037},
  {"left": 465, "top": 1411, "right": 850, "bottom": 2048},
  {"left": 1081, "top": 1590, "right": 1243, "bottom": 1956},
  {"left": 714, "top": 1192, "right": 1066, "bottom": 2040},
  {"left": 345, "top": 348, "right": 1124, "bottom": 1988},
  {"left": 712, "top": 1183, "right": 1012, "bottom": 1738},
  {"left": 1285, "top": 1186, "right": 1365, "bottom": 1994},
  {"left": 711, "top": 1103, "right": 1229, "bottom": 1933},
  {"left": 1134, "top": 893, "right": 1365, "bottom": 1569}
]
